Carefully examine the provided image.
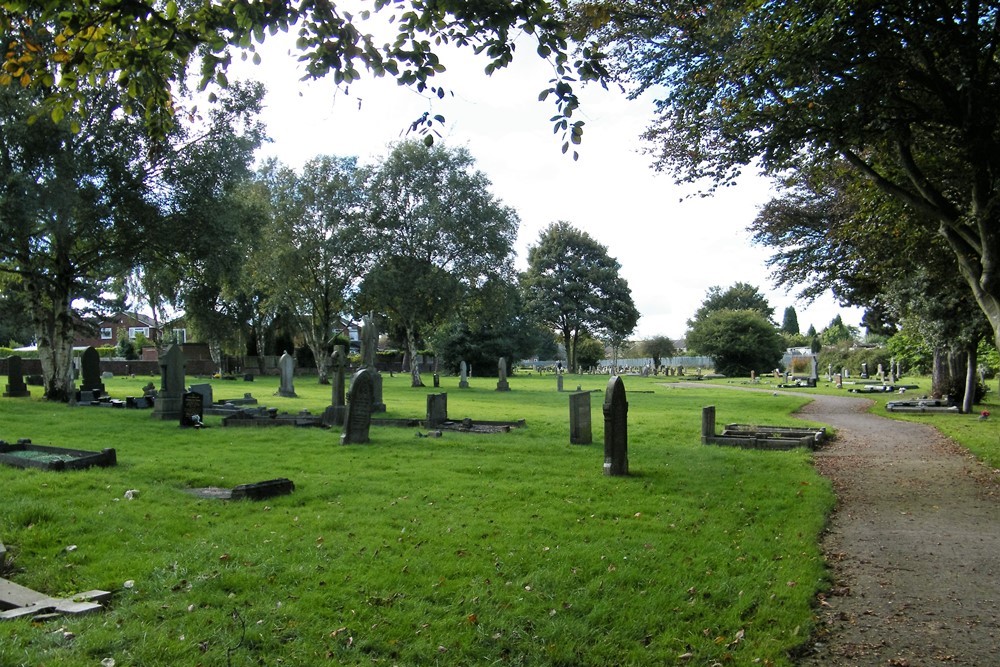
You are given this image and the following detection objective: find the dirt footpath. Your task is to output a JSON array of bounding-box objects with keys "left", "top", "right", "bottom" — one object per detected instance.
[{"left": 795, "top": 393, "right": 1000, "bottom": 665}]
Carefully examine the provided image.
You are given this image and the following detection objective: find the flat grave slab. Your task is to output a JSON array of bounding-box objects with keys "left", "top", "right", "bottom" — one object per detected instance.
[
  {"left": 0, "top": 440, "right": 117, "bottom": 471},
  {"left": 185, "top": 478, "right": 295, "bottom": 501}
]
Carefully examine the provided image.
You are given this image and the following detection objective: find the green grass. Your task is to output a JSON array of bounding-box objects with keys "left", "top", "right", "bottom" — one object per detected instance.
[{"left": 2, "top": 372, "right": 833, "bottom": 665}]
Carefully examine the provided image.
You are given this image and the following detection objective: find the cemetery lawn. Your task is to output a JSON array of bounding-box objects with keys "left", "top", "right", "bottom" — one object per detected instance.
[{"left": 0, "top": 373, "right": 836, "bottom": 665}]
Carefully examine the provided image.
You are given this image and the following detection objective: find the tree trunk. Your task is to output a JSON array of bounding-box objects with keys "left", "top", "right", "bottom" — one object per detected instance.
[
  {"left": 962, "top": 345, "right": 977, "bottom": 415},
  {"left": 931, "top": 347, "right": 949, "bottom": 398},
  {"left": 406, "top": 326, "right": 423, "bottom": 387},
  {"left": 24, "top": 275, "right": 75, "bottom": 402}
]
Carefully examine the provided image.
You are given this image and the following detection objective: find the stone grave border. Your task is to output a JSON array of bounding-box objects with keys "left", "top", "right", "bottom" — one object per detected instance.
[
  {"left": 0, "top": 440, "right": 117, "bottom": 471},
  {"left": 700, "top": 406, "right": 825, "bottom": 450}
]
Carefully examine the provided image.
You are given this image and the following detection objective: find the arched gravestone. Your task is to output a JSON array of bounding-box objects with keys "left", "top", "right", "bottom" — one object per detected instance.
[
  {"left": 602, "top": 375, "right": 628, "bottom": 476},
  {"left": 276, "top": 351, "right": 297, "bottom": 397},
  {"left": 340, "top": 369, "right": 374, "bottom": 445}
]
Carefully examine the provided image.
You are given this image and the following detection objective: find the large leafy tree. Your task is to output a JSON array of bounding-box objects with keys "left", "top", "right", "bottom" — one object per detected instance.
[
  {"left": 522, "top": 221, "right": 639, "bottom": 373},
  {"left": 357, "top": 140, "right": 519, "bottom": 387},
  {"left": 686, "top": 310, "right": 785, "bottom": 377},
  {"left": 0, "top": 1, "right": 606, "bottom": 152},
  {"left": 688, "top": 283, "right": 775, "bottom": 329},
  {"left": 0, "top": 80, "right": 265, "bottom": 400},
  {"left": 641, "top": 335, "right": 677, "bottom": 372},
  {"left": 576, "top": 1, "right": 1000, "bottom": 352},
  {"left": 260, "top": 155, "right": 368, "bottom": 382}
]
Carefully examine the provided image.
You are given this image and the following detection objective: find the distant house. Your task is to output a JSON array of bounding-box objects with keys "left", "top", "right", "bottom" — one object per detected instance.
[{"left": 74, "top": 311, "right": 161, "bottom": 349}]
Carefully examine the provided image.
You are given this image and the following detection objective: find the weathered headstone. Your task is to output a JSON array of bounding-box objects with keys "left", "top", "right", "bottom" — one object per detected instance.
[
  {"left": 602, "top": 376, "right": 629, "bottom": 476},
  {"left": 459, "top": 361, "right": 469, "bottom": 389},
  {"left": 496, "top": 356, "right": 510, "bottom": 392},
  {"left": 569, "top": 391, "right": 592, "bottom": 445},
  {"left": 188, "top": 383, "right": 214, "bottom": 407},
  {"left": 341, "top": 369, "right": 374, "bottom": 445},
  {"left": 276, "top": 351, "right": 297, "bottom": 397},
  {"left": 556, "top": 373, "right": 564, "bottom": 392},
  {"left": 360, "top": 315, "right": 386, "bottom": 412},
  {"left": 180, "top": 391, "right": 204, "bottom": 427},
  {"left": 79, "top": 346, "right": 105, "bottom": 395},
  {"left": 426, "top": 392, "right": 448, "bottom": 428},
  {"left": 322, "top": 345, "right": 347, "bottom": 427},
  {"left": 701, "top": 405, "right": 716, "bottom": 443},
  {"left": 860, "top": 361, "right": 869, "bottom": 378},
  {"left": 151, "top": 344, "right": 185, "bottom": 420},
  {"left": 3, "top": 356, "right": 30, "bottom": 398}
]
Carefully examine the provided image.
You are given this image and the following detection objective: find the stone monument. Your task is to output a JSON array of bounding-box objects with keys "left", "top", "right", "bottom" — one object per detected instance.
[
  {"left": 569, "top": 391, "right": 592, "bottom": 445},
  {"left": 459, "top": 361, "right": 469, "bottom": 389},
  {"left": 360, "top": 313, "right": 386, "bottom": 412},
  {"left": 496, "top": 357, "right": 510, "bottom": 392},
  {"left": 276, "top": 351, "right": 297, "bottom": 397},
  {"left": 79, "top": 346, "right": 105, "bottom": 396},
  {"left": 602, "top": 375, "right": 628, "bottom": 476},
  {"left": 151, "top": 344, "right": 185, "bottom": 420},
  {"left": 341, "top": 368, "right": 374, "bottom": 445},
  {"left": 426, "top": 393, "right": 448, "bottom": 429},
  {"left": 322, "top": 344, "right": 347, "bottom": 426},
  {"left": 3, "top": 356, "right": 30, "bottom": 398}
]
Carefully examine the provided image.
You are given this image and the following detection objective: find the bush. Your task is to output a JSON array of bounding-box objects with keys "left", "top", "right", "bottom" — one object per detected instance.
[{"left": 818, "top": 345, "right": 891, "bottom": 377}]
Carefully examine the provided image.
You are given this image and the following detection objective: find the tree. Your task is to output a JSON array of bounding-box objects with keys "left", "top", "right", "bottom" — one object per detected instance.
[
  {"left": 576, "top": 1, "right": 1000, "bottom": 353},
  {"left": 0, "top": 2, "right": 607, "bottom": 153},
  {"left": 686, "top": 310, "right": 785, "bottom": 378},
  {"left": 261, "top": 155, "right": 368, "bottom": 382},
  {"left": 819, "top": 315, "right": 858, "bottom": 347},
  {"left": 522, "top": 221, "right": 639, "bottom": 373},
  {"left": 642, "top": 335, "right": 677, "bottom": 372},
  {"left": 356, "top": 140, "right": 519, "bottom": 387},
  {"left": 575, "top": 335, "right": 606, "bottom": 371},
  {"left": 781, "top": 307, "right": 800, "bottom": 336},
  {"left": 688, "top": 283, "right": 775, "bottom": 329},
  {"left": 0, "top": 80, "right": 265, "bottom": 400}
]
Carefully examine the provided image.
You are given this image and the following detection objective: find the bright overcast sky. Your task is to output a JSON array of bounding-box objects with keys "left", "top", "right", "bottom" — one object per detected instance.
[{"left": 229, "top": 26, "right": 865, "bottom": 340}]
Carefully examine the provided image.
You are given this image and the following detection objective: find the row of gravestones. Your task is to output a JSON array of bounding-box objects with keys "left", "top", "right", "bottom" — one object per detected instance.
[{"left": 3, "top": 346, "right": 112, "bottom": 400}]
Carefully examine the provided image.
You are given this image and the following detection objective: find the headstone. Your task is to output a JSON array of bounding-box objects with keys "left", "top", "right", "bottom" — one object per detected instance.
[
  {"left": 188, "top": 383, "right": 214, "bottom": 407},
  {"left": 701, "top": 405, "right": 718, "bottom": 444},
  {"left": 80, "top": 346, "right": 105, "bottom": 395},
  {"left": 602, "top": 376, "right": 628, "bottom": 476},
  {"left": 361, "top": 312, "right": 378, "bottom": 370},
  {"left": 432, "top": 373, "right": 440, "bottom": 388},
  {"left": 459, "top": 361, "right": 469, "bottom": 389},
  {"left": 151, "top": 344, "right": 185, "bottom": 420},
  {"left": 496, "top": 357, "right": 510, "bottom": 391},
  {"left": 322, "top": 345, "right": 347, "bottom": 427},
  {"left": 556, "top": 373, "right": 564, "bottom": 392},
  {"left": 180, "top": 391, "right": 204, "bottom": 427},
  {"left": 749, "top": 370, "right": 756, "bottom": 383},
  {"left": 276, "top": 351, "right": 297, "bottom": 397},
  {"left": 341, "top": 369, "right": 374, "bottom": 445},
  {"left": 426, "top": 393, "right": 448, "bottom": 428},
  {"left": 3, "top": 356, "right": 30, "bottom": 398},
  {"left": 861, "top": 361, "right": 869, "bottom": 378},
  {"left": 877, "top": 363, "right": 885, "bottom": 383},
  {"left": 569, "top": 391, "right": 592, "bottom": 445}
]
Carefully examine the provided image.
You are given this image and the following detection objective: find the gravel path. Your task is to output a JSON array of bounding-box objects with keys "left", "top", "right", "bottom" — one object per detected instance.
[{"left": 795, "top": 393, "right": 1000, "bottom": 665}]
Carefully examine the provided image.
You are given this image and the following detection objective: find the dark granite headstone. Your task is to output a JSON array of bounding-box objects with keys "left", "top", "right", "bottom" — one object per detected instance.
[
  {"left": 602, "top": 376, "right": 628, "bottom": 476},
  {"left": 180, "top": 391, "right": 204, "bottom": 427},
  {"left": 426, "top": 393, "right": 448, "bottom": 428},
  {"left": 231, "top": 478, "right": 294, "bottom": 500},
  {"left": 701, "top": 405, "right": 716, "bottom": 443},
  {"left": 80, "top": 346, "right": 105, "bottom": 395},
  {"left": 3, "top": 356, "right": 30, "bottom": 398},
  {"left": 340, "top": 369, "right": 374, "bottom": 445},
  {"left": 569, "top": 391, "right": 592, "bottom": 445}
]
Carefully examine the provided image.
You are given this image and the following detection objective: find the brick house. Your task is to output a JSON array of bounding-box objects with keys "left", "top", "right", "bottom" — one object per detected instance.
[{"left": 74, "top": 311, "right": 162, "bottom": 349}]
